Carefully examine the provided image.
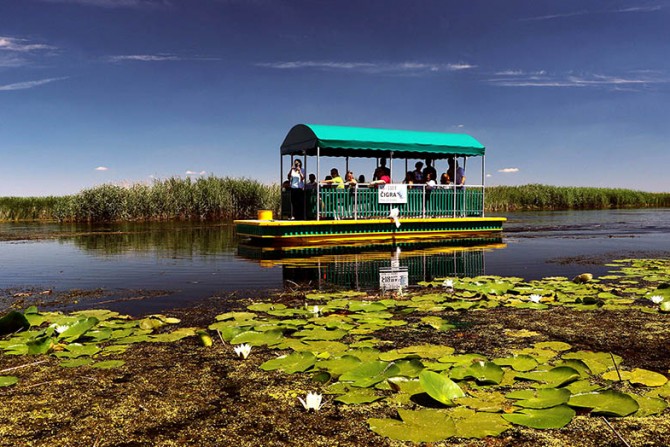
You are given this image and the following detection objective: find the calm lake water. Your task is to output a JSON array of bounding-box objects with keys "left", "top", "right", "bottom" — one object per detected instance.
[{"left": 1, "top": 209, "right": 669, "bottom": 314}]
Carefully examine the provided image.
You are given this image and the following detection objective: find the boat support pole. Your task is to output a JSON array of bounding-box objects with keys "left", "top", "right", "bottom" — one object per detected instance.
[
  {"left": 482, "top": 155, "right": 486, "bottom": 217},
  {"left": 316, "top": 146, "right": 321, "bottom": 221},
  {"left": 280, "top": 153, "right": 284, "bottom": 218}
]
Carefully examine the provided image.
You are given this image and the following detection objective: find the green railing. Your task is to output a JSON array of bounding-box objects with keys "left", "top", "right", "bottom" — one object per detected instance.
[{"left": 282, "top": 185, "right": 484, "bottom": 220}]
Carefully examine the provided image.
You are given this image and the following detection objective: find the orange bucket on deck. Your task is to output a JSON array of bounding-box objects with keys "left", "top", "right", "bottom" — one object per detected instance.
[{"left": 257, "top": 210, "right": 273, "bottom": 220}]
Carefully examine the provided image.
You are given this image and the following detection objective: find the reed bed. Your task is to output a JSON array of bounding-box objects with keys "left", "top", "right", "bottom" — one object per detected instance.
[
  {"left": 1, "top": 177, "right": 280, "bottom": 222},
  {"left": 485, "top": 184, "right": 670, "bottom": 211},
  {"left": 1, "top": 181, "right": 668, "bottom": 222}
]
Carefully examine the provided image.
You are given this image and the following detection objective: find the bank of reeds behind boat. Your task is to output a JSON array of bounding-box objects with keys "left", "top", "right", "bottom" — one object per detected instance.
[
  {"left": 485, "top": 184, "right": 670, "bottom": 212},
  {"left": 1, "top": 177, "right": 279, "bottom": 222},
  {"left": 1, "top": 180, "right": 669, "bottom": 222}
]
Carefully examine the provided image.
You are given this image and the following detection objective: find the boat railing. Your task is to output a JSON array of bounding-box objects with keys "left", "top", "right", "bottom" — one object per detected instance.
[{"left": 283, "top": 184, "right": 484, "bottom": 220}]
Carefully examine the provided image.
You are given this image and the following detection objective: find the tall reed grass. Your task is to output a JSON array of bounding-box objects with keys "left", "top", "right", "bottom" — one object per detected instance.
[
  {"left": 1, "top": 181, "right": 668, "bottom": 222},
  {"left": 485, "top": 184, "right": 670, "bottom": 211},
  {"left": 1, "top": 177, "right": 280, "bottom": 222}
]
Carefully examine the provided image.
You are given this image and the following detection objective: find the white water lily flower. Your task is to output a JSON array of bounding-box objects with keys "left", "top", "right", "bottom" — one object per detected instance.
[
  {"left": 651, "top": 295, "right": 664, "bottom": 304},
  {"left": 310, "top": 305, "right": 321, "bottom": 316},
  {"left": 298, "top": 391, "right": 324, "bottom": 411},
  {"left": 442, "top": 279, "right": 454, "bottom": 289},
  {"left": 529, "top": 294, "right": 542, "bottom": 303},
  {"left": 233, "top": 344, "right": 252, "bottom": 359}
]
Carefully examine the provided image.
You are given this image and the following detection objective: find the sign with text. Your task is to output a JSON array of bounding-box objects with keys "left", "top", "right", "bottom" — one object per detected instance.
[
  {"left": 378, "top": 184, "right": 407, "bottom": 204},
  {"left": 379, "top": 267, "right": 409, "bottom": 291}
]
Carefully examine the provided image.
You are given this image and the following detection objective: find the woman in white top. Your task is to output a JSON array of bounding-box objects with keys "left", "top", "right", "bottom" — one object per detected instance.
[{"left": 287, "top": 159, "right": 305, "bottom": 219}]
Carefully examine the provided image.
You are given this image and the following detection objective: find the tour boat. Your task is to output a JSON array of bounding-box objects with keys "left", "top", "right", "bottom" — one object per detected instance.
[{"left": 235, "top": 124, "right": 505, "bottom": 246}]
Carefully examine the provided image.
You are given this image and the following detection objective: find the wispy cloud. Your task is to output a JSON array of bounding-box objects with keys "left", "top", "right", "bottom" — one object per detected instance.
[
  {"left": 498, "top": 168, "right": 520, "bottom": 173},
  {"left": 39, "top": 0, "right": 170, "bottom": 9},
  {"left": 257, "top": 60, "right": 476, "bottom": 76},
  {"left": 0, "top": 77, "right": 68, "bottom": 91},
  {"left": 487, "top": 70, "right": 667, "bottom": 89},
  {"left": 95, "top": 166, "right": 109, "bottom": 171},
  {"left": 521, "top": 5, "right": 664, "bottom": 21},
  {"left": 107, "top": 54, "right": 220, "bottom": 63},
  {"left": 0, "top": 36, "right": 55, "bottom": 52},
  {"left": 185, "top": 170, "right": 206, "bottom": 176}
]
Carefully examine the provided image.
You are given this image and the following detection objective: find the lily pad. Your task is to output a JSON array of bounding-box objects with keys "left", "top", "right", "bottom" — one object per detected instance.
[
  {"left": 506, "top": 388, "right": 571, "bottom": 409},
  {"left": 568, "top": 390, "right": 639, "bottom": 416},
  {"left": 0, "top": 376, "right": 19, "bottom": 387},
  {"left": 260, "top": 351, "right": 316, "bottom": 373},
  {"left": 419, "top": 370, "right": 465, "bottom": 406},
  {"left": 334, "top": 388, "right": 383, "bottom": 404},
  {"left": 503, "top": 405, "right": 575, "bottom": 429},
  {"left": 368, "top": 409, "right": 456, "bottom": 443},
  {"left": 340, "top": 361, "right": 400, "bottom": 388}
]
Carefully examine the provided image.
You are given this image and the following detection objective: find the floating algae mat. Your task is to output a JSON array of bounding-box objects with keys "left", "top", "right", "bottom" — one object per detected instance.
[{"left": 1, "top": 258, "right": 669, "bottom": 443}]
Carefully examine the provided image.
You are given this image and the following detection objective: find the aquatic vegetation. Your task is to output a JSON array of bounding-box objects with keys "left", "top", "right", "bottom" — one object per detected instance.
[
  {"left": 233, "top": 343, "right": 252, "bottom": 359},
  {"left": 0, "top": 307, "right": 191, "bottom": 381},
  {"left": 2, "top": 258, "right": 669, "bottom": 443},
  {"left": 485, "top": 184, "right": 670, "bottom": 211},
  {"left": 298, "top": 391, "right": 324, "bottom": 411}
]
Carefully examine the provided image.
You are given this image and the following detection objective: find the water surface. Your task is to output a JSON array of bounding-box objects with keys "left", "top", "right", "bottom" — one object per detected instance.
[{"left": 1, "top": 209, "right": 668, "bottom": 314}]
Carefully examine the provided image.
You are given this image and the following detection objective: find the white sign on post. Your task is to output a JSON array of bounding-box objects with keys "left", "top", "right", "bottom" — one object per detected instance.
[
  {"left": 378, "top": 184, "right": 407, "bottom": 204},
  {"left": 379, "top": 267, "right": 409, "bottom": 291}
]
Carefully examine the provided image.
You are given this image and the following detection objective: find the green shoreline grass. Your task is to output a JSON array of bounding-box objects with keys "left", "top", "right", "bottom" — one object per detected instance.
[{"left": 1, "top": 179, "right": 669, "bottom": 222}]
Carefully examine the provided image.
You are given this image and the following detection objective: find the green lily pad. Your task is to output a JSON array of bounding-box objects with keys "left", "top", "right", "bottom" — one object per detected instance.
[
  {"left": 368, "top": 409, "right": 456, "bottom": 442},
  {"left": 230, "top": 329, "right": 283, "bottom": 346},
  {"left": 503, "top": 405, "right": 575, "bottom": 429},
  {"left": 0, "top": 311, "right": 30, "bottom": 335},
  {"left": 419, "top": 370, "right": 465, "bottom": 406},
  {"left": 334, "top": 388, "right": 383, "bottom": 404},
  {"left": 60, "top": 358, "right": 94, "bottom": 368},
  {"left": 316, "top": 355, "right": 362, "bottom": 377},
  {"left": 449, "top": 407, "right": 511, "bottom": 438},
  {"left": 59, "top": 317, "right": 99, "bottom": 342},
  {"left": 340, "top": 361, "right": 400, "bottom": 388},
  {"left": 562, "top": 351, "right": 622, "bottom": 375},
  {"left": 516, "top": 366, "right": 581, "bottom": 388},
  {"left": 92, "top": 360, "right": 125, "bottom": 369},
  {"left": 259, "top": 351, "right": 316, "bottom": 373},
  {"left": 0, "top": 376, "right": 19, "bottom": 387},
  {"left": 292, "top": 327, "right": 347, "bottom": 341},
  {"left": 506, "top": 388, "right": 571, "bottom": 409},
  {"left": 568, "top": 390, "right": 639, "bottom": 416},
  {"left": 632, "top": 396, "right": 668, "bottom": 417},
  {"left": 493, "top": 355, "right": 538, "bottom": 372}
]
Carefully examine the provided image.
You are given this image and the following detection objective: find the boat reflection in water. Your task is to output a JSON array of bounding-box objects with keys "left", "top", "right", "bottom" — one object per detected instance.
[{"left": 237, "top": 237, "right": 506, "bottom": 291}]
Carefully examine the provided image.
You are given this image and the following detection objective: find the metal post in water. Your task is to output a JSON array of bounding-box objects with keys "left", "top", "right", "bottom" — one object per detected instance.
[
  {"left": 482, "top": 154, "right": 486, "bottom": 217},
  {"left": 280, "top": 153, "right": 284, "bottom": 219}
]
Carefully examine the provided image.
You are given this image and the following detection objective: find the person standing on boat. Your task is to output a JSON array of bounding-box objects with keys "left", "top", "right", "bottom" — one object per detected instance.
[
  {"left": 373, "top": 158, "right": 391, "bottom": 181},
  {"left": 423, "top": 159, "right": 437, "bottom": 185},
  {"left": 287, "top": 159, "right": 305, "bottom": 219},
  {"left": 413, "top": 161, "right": 424, "bottom": 183},
  {"left": 448, "top": 156, "right": 466, "bottom": 187}
]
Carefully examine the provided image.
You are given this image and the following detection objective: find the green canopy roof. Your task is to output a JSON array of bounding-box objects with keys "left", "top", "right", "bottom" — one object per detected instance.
[{"left": 281, "top": 124, "right": 485, "bottom": 159}]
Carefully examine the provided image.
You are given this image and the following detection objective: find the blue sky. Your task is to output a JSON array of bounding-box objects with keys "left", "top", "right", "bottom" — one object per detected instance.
[{"left": 1, "top": 0, "right": 669, "bottom": 196}]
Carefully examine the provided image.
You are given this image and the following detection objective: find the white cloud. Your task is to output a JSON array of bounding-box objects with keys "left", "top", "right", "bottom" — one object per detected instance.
[
  {"left": 185, "top": 170, "right": 206, "bottom": 176},
  {"left": 257, "top": 60, "right": 475, "bottom": 76},
  {"left": 0, "top": 77, "right": 68, "bottom": 91},
  {"left": 95, "top": 166, "right": 109, "bottom": 171},
  {"left": 39, "top": 0, "right": 170, "bottom": 9},
  {"left": 498, "top": 168, "right": 520, "bottom": 173},
  {"left": 0, "top": 36, "right": 55, "bottom": 52},
  {"left": 486, "top": 174, "right": 493, "bottom": 178},
  {"left": 487, "top": 71, "right": 667, "bottom": 89},
  {"left": 521, "top": 5, "right": 664, "bottom": 21},
  {"left": 108, "top": 54, "right": 181, "bottom": 62}
]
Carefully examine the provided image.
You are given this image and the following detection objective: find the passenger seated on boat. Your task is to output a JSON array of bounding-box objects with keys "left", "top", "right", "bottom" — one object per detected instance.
[
  {"left": 322, "top": 168, "right": 345, "bottom": 189},
  {"left": 403, "top": 171, "right": 415, "bottom": 185},
  {"left": 413, "top": 161, "right": 424, "bottom": 183},
  {"left": 305, "top": 173, "right": 317, "bottom": 190},
  {"left": 373, "top": 158, "right": 391, "bottom": 181},
  {"left": 448, "top": 156, "right": 466, "bottom": 188},
  {"left": 358, "top": 174, "right": 366, "bottom": 184},
  {"left": 345, "top": 171, "right": 357, "bottom": 188},
  {"left": 369, "top": 173, "right": 390, "bottom": 187},
  {"left": 440, "top": 172, "right": 450, "bottom": 185}
]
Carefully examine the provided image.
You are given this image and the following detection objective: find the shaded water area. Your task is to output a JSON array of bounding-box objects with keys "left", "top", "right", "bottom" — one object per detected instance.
[{"left": 1, "top": 209, "right": 669, "bottom": 315}]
